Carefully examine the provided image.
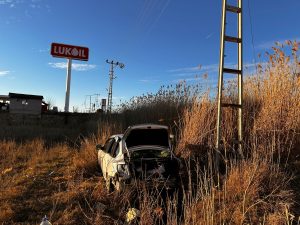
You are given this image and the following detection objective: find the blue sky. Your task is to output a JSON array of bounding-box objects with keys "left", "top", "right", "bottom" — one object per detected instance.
[{"left": 0, "top": 0, "right": 299, "bottom": 111}]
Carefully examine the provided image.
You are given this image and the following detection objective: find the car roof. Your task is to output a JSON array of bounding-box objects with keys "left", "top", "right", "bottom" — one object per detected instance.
[{"left": 109, "top": 134, "right": 123, "bottom": 139}]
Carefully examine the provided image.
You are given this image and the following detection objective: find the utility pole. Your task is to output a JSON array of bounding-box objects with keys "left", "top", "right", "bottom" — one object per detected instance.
[
  {"left": 94, "top": 93, "right": 100, "bottom": 110},
  {"left": 84, "top": 94, "right": 101, "bottom": 112},
  {"left": 106, "top": 60, "right": 125, "bottom": 113},
  {"left": 216, "top": 0, "right": 244, "bottom": 157}
]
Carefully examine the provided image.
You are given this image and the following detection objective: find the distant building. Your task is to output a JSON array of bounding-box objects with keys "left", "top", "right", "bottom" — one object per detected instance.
[
  {"left": 0, "top": 95, "right": 10, "bottom": 111},
  {"left": 9, "top": 93, "right": 44, "bottom": 115},
  {"left": 0, "top": 93, "right": 47, "bottom": 115}
]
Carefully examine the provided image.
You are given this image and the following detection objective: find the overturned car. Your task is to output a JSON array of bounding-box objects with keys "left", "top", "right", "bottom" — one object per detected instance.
[{"left": 96, "top": 124, "right": 181, "bottom": 192}]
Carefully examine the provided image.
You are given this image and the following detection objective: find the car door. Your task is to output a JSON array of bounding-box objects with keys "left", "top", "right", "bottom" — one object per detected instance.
[
  {"left": 106, "top": 140, "right": 121, "bottom": 178},
  {"left": 100, "top": 138, "right": 115, "bottom": 179}
]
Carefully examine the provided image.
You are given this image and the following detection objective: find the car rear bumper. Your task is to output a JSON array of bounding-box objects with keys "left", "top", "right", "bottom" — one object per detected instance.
[{"left": 120, "top": 176, "right": 178, "bottom": 190}]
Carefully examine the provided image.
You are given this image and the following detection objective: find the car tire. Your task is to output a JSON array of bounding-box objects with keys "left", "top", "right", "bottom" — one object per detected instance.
[{"left": 115, "top": 178, "right": 124, "bottom": 192}]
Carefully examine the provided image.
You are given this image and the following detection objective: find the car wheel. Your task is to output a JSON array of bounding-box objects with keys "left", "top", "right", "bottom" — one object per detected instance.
[{"left": 115, "top": 178, "right": 124, "bottom": 192}]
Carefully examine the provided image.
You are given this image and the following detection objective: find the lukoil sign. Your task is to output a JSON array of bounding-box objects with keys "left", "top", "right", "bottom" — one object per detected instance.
[
  {"left": 50, "top": 42, "right": 90, "bottom": 112},
  {"left": 51, "top": 43, "right": 89, "bottom": 61}
]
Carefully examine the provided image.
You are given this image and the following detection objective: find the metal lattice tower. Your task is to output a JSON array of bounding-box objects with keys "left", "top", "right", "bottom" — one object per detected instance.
[
  {"left": 106, "top": 60, "right": 125, "bottom": 113},
  {"left": 216, "top": 0, "right": 243, "bottom": 157}
]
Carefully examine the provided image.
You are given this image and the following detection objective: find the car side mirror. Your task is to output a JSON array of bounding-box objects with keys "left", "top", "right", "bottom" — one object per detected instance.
[{"left": 96, "top": 144, "right": 104, "bottom": 151}]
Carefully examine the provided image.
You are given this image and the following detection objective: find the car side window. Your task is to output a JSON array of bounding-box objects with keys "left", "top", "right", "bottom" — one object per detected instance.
[
  {"left": 104, "top": 138, "right": 115, "bottom": 153},
  {"left": 111, "top": 142, "right": 120, "bottom": 158}
]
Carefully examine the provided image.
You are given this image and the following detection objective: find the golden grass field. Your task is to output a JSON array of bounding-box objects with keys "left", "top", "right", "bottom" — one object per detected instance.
[{"left": 0, "top": 41, "right": 299, "bottom": 224}]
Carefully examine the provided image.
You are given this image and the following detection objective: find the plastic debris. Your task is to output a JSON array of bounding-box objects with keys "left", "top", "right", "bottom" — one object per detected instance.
[
  {"left": 40, "top": 215, "right": 52, "bottom": 225},
  {"left": 2, "top": 167, "right": 12, "bottom": 175},
  {"left": 48, "top": 171, "right": 54, "bottom": 176},
  {"left": 126, "top": 208, "right": 140, "bottom": 223}
]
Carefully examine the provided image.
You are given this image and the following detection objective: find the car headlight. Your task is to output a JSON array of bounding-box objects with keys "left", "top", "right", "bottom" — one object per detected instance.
[{"left": 117, "top": 164, "right": 129, "bottom": 177}]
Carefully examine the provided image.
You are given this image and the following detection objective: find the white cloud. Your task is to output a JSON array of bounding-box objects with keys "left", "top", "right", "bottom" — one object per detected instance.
[
  {"left": 139, "top": 79, "right": 160, "bottom": 83},
  {"left": 169, "top": 63, "right": 226, "bottom": 75},
  {"left": 168, "top": 65, "right": 202, "bottom": 73},
  {"left": 257, "top": 37, "right": 300, "bottom": 50},
  {"left": 201, "top": 64, "right": 220, "bottom": 73},
  {"left": 0, "top": 70, "right": 10, "bottom": 77},
  {"left": 172, "top": 76, "right": 234, "bottom": 85},
  {"left": 0, "top": 0, "right": 24, "bottom": 5},
  {"left": 0, "top": 0, "right": 13, "bottom": 4},
  {"left": 168, "top": 64, "right": 220, "bottom": 78},
  {"left": 0, "top": 0, "right": 42, "bottom": 5},
  {"left": 205, "top": 32, "right": 215, "bottom": 39},
  {"left": 170, "top": 62, "right": 265, "bottom": 78},
  {"left": 48, "top": 62, "right": 97, "bottom": 71},
  {"left": 38, "top": 48, "right": 49, "bottom": 53},
  {"left": 1, "top": 0, "right": 49, "bottom": 22}
]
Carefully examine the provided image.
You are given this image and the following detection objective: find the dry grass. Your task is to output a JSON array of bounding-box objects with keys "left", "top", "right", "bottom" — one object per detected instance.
[
  {"left": 176, "top": 93, "right": 215, "bottom": 158},
  {"left": 177, "top": 41, "right": 299, "bottom": 158},
  {"left": 183, "top": 159, "right": 294, "bottom": 225},
  {"left": 0, "top": 41, "right": 299, "bottom": 224}
]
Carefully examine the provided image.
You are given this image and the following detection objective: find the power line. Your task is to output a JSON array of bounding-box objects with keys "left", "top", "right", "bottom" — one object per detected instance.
[
  {"left": 84, "top": 94, "right": 101, "bottom": 112},
  {"left": 247, "top": 0, "right": 258, "bottom": 74}
]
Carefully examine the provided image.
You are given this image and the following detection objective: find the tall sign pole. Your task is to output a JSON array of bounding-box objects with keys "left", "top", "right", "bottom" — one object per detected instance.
[
  {"left": 50, "top": 43, "right": 89, "bottom": 112},
  {"left": 105, "top": 60, "right": 125, "bottom": 113},
  {"left": 64, "top": 58, "right": 72, "bottom": 112}
]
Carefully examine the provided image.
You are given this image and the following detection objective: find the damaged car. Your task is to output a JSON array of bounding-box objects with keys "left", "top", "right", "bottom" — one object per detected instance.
[{"left": 96, "top": 124, "right": 181, "bottom": 192}]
